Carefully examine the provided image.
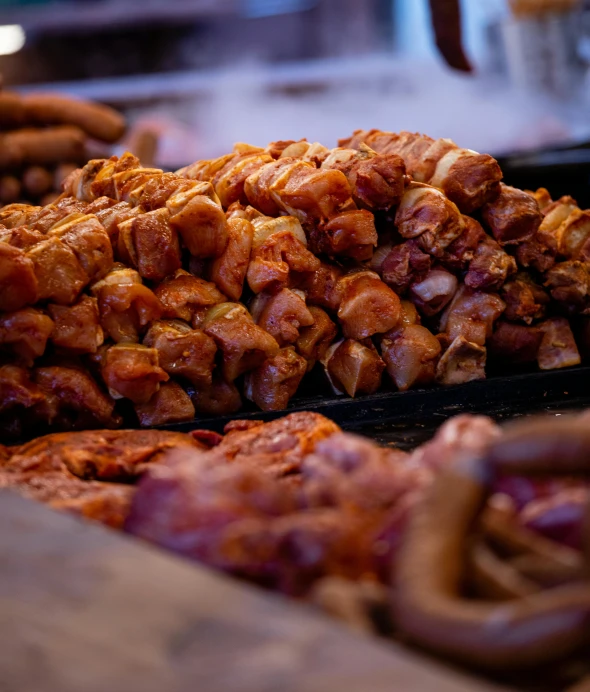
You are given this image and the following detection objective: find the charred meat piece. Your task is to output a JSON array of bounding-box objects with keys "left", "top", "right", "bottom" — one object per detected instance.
[
  {"left": 117, "top": 207, "right": 181, "bottom": 282},
  {"left": 144, "top": 320, "right": 217, "bottom": 386},
  {"left": 154, "top": 269, "right": 226, "bottom": 323},
  {"left": 0, "top": 308, "right": 54, "bottom": 364},
  {"left": 337, "top": 272, "right": 401, "bottom": 340},
  {"left": 381, "top": 324, "right": 441, "bottom": 391},
  {"left": 250, "top": 289, "right": 314, "bottom": 347},
  {"left": 244, "top": 347, "right": 307, "bottom": 411},
  {"left": 481, "top": 184, "right": 542, "bottom": 246},
  {"left": 435, "top": 335, "right": 486, "bottom": 385},
  {"left": 295, "top": 306, "right": 338, "bottom": 370},
  {"left": 48, "top": 295, "right": 104, "bottom": 354},
  {"left": 487, "top": 321, "right": 542, "bottom": 364},
  {"left": 135, "top": 382, "right": 196, "bottom": 427},
  {"left": 537, "top": 317, "right": 581, "bottom": 371},
  {"left": 409, "top": 267, "right": 458, "bottom": 317},
  {"left": 101, "top": 343, "right": 169, "bottom": 404},
  {"left": 324, "top": 339, "right": 385, "bottom": 397},
  {"left": 91, "top": 265, "right": 163, "bottom": 343},
  {"left": 309, "top": 209, "right": 378, "bottom": 262},
  {"left": 439, "top": 285, "right": 505, "bottom": 347},
  {"left": 380, "top": 240, "right": 431, "bottom": 295},
  {"left": 209, "top": 216, "right": 254, "bottom": 301},
  {"left": 202, "top": 303, "right": 280, "bottom": 381}
]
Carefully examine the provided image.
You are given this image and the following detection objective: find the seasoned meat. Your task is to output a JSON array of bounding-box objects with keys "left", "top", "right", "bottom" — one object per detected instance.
[
  {"left": 101, "top": 343, "right": 169, "bottom": 404},
  {"left": 0, "top": 308, "right": 54, "bottom": 364},
  {"left": 48, "top": 295, "right": 104, "bottom": 354},
  {"left": 244, "top": 347, "right": 307, "bottom": 411},
  {"left": 154, "top": 269, "right": 226, "bottom": 323},
  {"left": 135, "top": 381, "right": 196, "bottom": 427}
]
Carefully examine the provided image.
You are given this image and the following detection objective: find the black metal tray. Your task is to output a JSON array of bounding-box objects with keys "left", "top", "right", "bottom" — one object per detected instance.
[{"left": 163, "top": 365, "right": 590, "bottom": 449}]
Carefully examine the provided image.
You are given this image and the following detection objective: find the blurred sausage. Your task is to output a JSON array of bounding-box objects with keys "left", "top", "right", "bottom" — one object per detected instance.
[
  {"left": 0, "top": 126, "right": 86, "bottom": 170},
  {"left": 0, "top": 175, "right": 22, "bottom": 204},
  {"left": 22, "top": 166, "right": 53, "bottom": 197}
]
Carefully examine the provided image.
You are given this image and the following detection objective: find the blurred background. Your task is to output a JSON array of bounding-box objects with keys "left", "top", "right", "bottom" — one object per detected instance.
[{"left": 1, "top": 0, "right": 590, "bottom": 201}]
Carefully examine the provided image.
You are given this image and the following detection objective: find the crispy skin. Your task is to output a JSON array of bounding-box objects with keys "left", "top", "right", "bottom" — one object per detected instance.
[
  {"left": 135, "top": 381, "right": 195, "bottom": 427},
  {"left": 154, "top": 270, "right": 226, "bottom": 322},
  {"left": 439, "top": 286, "right": 505, "bottom": 347},
  {"left": 487, "top": 322, "right": 542, "bottom": 364},
  {"left": 245, "top": 347, "right": 307, "bottom": 411},
  {"left": 435, "top": 335, "right": 486, "bottom": 385},
  {"left": 381, "top": 324, "right": 441, "bottom": 391},
  {"left": 309, "top": 209, "right": 378, "bottom": 261},
  {"left": 381, "top": 241, "right": 431, "bottom": 295},
  {"left": 537, "top": 317, "right": 581, "bottom": 371},
  {"left": 337, "top": 272, "right": 401, "bottom": 340},
  {"left": 0, "top": 308, "right": 54, "bottom": 364},
  {"left": 144, "top": 320, "right": 217, "bottom": 386},
  {"left": 202, "top": 303, "right": 280, "bottom": 381},
  {"left": 325, "top": 339, "right": 385, "bottom": 397},
  {"left": 209, "top": 216, "right": 254, "bottom": 301},
  {"left": 48, "top": 295, "right": 104, "bottom": 354},
  {"left": 101, "top": 344, "right": 169, "bottom": 404},
  {"left": 251, "top": 289, "right": 314, "bottom": 347},
  {"left": 481, "top": 184, "right": 542, "bottom": 246}
]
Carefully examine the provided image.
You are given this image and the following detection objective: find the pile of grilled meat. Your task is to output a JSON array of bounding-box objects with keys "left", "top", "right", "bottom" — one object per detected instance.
[{"left": 1, "top": 129, "right": 589, "bottom": 438}]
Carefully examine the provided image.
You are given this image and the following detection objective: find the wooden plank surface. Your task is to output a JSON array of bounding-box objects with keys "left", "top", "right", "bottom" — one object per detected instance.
[{"left": 0, "top": 491, "right": 505, "bottom": 692}]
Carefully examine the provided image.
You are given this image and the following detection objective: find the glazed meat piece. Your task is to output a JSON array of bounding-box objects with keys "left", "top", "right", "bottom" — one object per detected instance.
[
  {"left": 143, "top": 320, "right": 217, "bottom": 386},
  {"left": 537, "top": 317, "right": 581, "bottom": 370},
  {"left": 202, "top": 303, "right": 280, "bottom": 381},
  {"left": 190, "top": 374, "right": 242, "bottom": 416},
  {"left": 515, "top": 237, "right": 556, "bottom": 274},
  {"left": 544, "top": 261, "right": 590, "bottom": 314},
  {"left": 309, "top": 209, "right": 378, "bottom": 261},
  {"left": 0, "top": 308, "right": 54, "bottom": 364},
  {"left": 555, "top": 208, "right": 590, "bottom": 260},
  {"left": 101, "top": 343, "right": 169, "bottom": 404},
  {"left": 0, "top": 243, "right": 39, "bottom": 311},
  {"left": 537, "top": 195, "right": 579, "bottom": 252},
  {"left": 380, "top": 240, "right": 431, "bottom": 295},
  {"left": 250, "top": 289, "right": 314, "bottom": 346},
  {"left": 324, "top": 339, "right": 385, "bottom": 397},
  {"left": 247, "top": 214, "right": 320, "bottom": 294},
  {"left": 94, "top": 202, "right": 142, "bottom": 243},
  {"left": 408, "top": 267, "right": 458, "bottom": 317},
  {"left": 439, "top": 286, "right": 505, "bottom": 346},
  {"left": 117, "top": 207, "right": 181, "bottom": 282},
  {"left": 0, "top": 225, "right": 45, "bottom": 250},
  {"left": 480, "top": 184, "right": 542, "bottom": 246},
  {"left": 340, "top": 129, "right": 502, "bottom": 213},
  {"left": 487, "top": 321, "right": 542, "bottom": 364},
  {"left": 48, "top": 214, "right": 113, "bottom": 282},
  {"left": 395, "top": 181, "right": 464, "bottom": 257},
  {"left": 209, "top": 215, "right": 254, "bottom": 301},
  {"left": 91, "top": 265, "right": 163, "bottom": 343},
  {"left": 244, "top": 157, "right": 351, "bottom": 223},
  {"left": 212, "top": 149, "right": 275, "bottom": 208},
  {"left": 154, "top": 269, "right": 226, "bottom": 323},
  {"left": 135, "top": 382, "right": 196, "bottom": 427},
  {"left": 501, "top": 273, "right": 549, "bottom": 324},
  {"left": 0, "top": 203, "right": 42, "bottom": 228},
  {"left": 166, "top": 182, "right": 228, "bottom": 258},
  {"left": 295, "top": 306, "right": 338, "bottom": 370},
  {"left": 439, "top": 215, "right": 484, "bottom": 272},
  {"left": 465, "top": 235, "right": 516, "bottom": 292},
  {"left": 244, "top": 347, "right": 307, "bottom": 411},
  {"left": 337, "top": 271, "right": 401, "bottom": 340},
  {"left": 299, "top": 261, "right": 343, "bottom": 311},
  {"left": 27, "top": 236, "right": 89, "bottom": 305},
  {"left": 48, "top": 295, "right": 104, "bottom": 354},
  {"left": 381, "top": 324, "right": 441, "bottom": 391},
  {"left": 35, "top": 365, "right": 120, "bottom": 430},
  {"left": 111, "top": 167, "right": 165, "bottom": 205},
  {"left": 435, "top": 335, "right": 486, "bottom": 385},
  {"left": 138, "top": 173, "right": 200, "bottom": 210},
  {"left": 321, "top": 145, "right": 406, "bottom": 210}
]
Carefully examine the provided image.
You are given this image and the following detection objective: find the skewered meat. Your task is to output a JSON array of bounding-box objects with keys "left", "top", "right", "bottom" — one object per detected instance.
[
  {"left": 340, "top": 130, "right": 502, "bottom": 213},
  {"left": 537, "top": 317, "right": 581, "bottom": 370},
  {"left": 380, "top": 240, "right": 431, "bottom": 295},
  {"left": 91, "top": 265, "right": 163, "bottom": 343},
  {"left": 337, "top": 271, "right": 401, "bottom": 339},
  {"left": 501, "top": 273, "right": 549, "bottom": 324},
  {"left": 0, "top": 308, "right": 54, "bottom": 364},
  {"left": 408, "top": 266, "right": 458, "bottom": 317},
  {"left": 101, "top": 343, "right": 169, "bottom": 404},
  {"left": 209, "top": 215, "right": 254, "bottom": 301},
  {"left": 321, "top": 145, "right": 406, "bottom": 211},
  {"left": 545, "top": 261, "right": 590, "bottom": 314},
  {"left": 250, "top": 288, "right": 314, "bottom": 346},
  {"left": 439, "top": 285, "right": 505, "bottom": 346},
  {"left": 27, "top": 236, "right": 89, "bottom": 305},
  {"left": 244, "top": 346, "right": 307, "bottom": 411},
  {"left": 324, "top": 338, "right": 385, "bottom": 397},
  {"left": 0, "top": 243, "right": 39, "bottom": 311},
  {"left": 154, "top": 269, "right": 225, "bottom": 323},
  {"left": 481, "top": 184, "right": 542, "bottom": 246},
  {"left": 189, "top": 374, "right": 242, "bottom": 416},
  {"left": 299, "top": 261, "right": 343, "bottom": 311},
  {"left": 48, "top": 295, "right": 103, "bottom": 354},
  {"left": 309, "top": 209, "right": 378, "bottom": 261},
  {"left": 134, "top": 381, "right": 196, "bottom": 427},
  {"left": 381, "top": 323, "right": 441, "bottom": 391},
  {"left": 435, "top": 335, "right": 486, "bottom": 385},
  {"left": 295, "top": 306, "right": 338, "bottom": 370},
  {"left": 439, "top": 215, "right": 484, "bottom": 271},
  {"left": 464, "top": 235, "right": 516, "bottom": 292},
  {"left": 202, "top": 302, "right": 280, "bottom": 381},
  {"left": 487, "top": 321, "right": 543, "bottom": 364},
  {"left": 0, "top": 364, "right": 45, "bottom": 428},
  {"left": 143, "top": 320, "right": 217, "bottom": 386}
]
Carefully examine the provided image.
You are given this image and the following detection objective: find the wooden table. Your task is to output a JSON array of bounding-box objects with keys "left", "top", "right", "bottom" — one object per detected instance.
[{"left": 0, "top": 491, "right": 504, "bottom": 692}]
